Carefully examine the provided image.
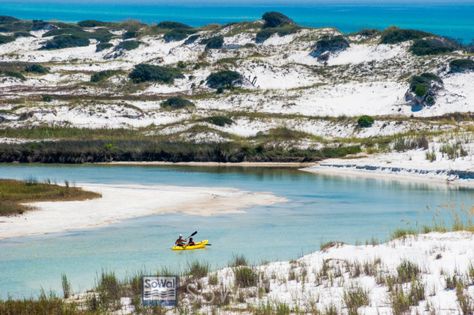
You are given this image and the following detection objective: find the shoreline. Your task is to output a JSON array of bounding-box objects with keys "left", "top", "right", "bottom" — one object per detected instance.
[
  {"left": 95, "top": 161, "right": 317, "bottom": 168},
  {"left": 302, "top": 164, "right": 474, "bottom": 189},
  {"left": 0, "top": 183, "right": 286, "bottom": 240}
]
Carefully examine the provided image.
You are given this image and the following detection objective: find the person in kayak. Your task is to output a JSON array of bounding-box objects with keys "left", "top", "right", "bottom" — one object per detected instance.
[
  {"left": 187, "top": 237, "right": 195, "bottom": 246},
  {"left": 175, "top": 234, "right": 186, "bottom": 247}
]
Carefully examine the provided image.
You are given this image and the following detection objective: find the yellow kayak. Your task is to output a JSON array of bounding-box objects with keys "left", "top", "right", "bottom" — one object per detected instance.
[{"left": 172, "top": 240, "right": 209, "bottom": 251}]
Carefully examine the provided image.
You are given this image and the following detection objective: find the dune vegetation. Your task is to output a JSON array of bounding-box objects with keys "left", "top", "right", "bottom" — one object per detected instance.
[{"left": 0, "top": 178, "right": 100, "bottom": 216}]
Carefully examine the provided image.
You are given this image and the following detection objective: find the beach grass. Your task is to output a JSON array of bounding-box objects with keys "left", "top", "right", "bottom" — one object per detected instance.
[{"left": 0, "top": 179, "right": 100, "bottom": 216}]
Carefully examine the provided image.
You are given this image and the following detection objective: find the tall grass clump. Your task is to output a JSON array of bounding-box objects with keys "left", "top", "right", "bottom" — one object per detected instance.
[
  {"left": 96, "top": 271, "right": 121, "bottom": 310},
  {"left": 61, "top": 274, "right": 72, "bottom": 299},
  {"left": 396, "top": 260, "right": 420, "bottom": 283},
  {"left": 229, "top": 254, "right": 248, "bottom": 267},
  {"left": 0, "top": 291, "right": 79, "bottom": 314},
  {"left": 234, "top": 266, "right": 257, "bottom": 287},
  {"left": 343, "top": 285, "right": 370, "bottom": 315},
  {"left": 186, "top": 261, "right": 210, "bottom": 279}
]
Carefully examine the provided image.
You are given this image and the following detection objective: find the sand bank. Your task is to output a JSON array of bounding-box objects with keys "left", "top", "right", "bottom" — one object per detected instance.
[{"left": 0, "top": 183, "right": 286, "bottom": 240}]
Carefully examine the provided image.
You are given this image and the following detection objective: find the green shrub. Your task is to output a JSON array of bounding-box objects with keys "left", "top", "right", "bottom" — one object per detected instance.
[
  {"left": 357, "top": 115, "right": 374, "bottom": 128},
  {"left": 96, "top": 42, "right": 113, "bottom": 52},
  {"left": 205, "top": 115, "right": 234, "bottom": 126},
  {"left": 91, "top": 70, "right": 118, "bottom": 83},
  {"left": 163, "top": 28, "right": 195, "bottom": 42},
  {"left": 89, "top": 28, "right": 113, "bottom": 42},
  {"left": 262, "top": 12, "right": 294, "bottom": 28},
  {"left": 129, "top": 64, "right": 183, "bottom": 83},
  {"left": 14, "top": 31, "right": 32, "bottom": 38},
  {"left": 234, "top": 266, "right": 257, "bottom": 287},
  {"left": 24, "top": 64, "right": 49, "bottom": 74},
  {"left": 157, "top": 21, "right": 191, "bottom": 29},
  {"left": 380, "top": 27, "right": 432, "bottom": 44},
  {"left": 184, "top": 34, "right": 200, "bottom": 45},
  {"left": 202, "top": 35, "right": 224, "bottom": 50},
  {"left": 311, "top": 35, "right": 350, "bottom": 57},
  {"left": 42, "top": 95, "right": 52, "bottom": 102},
  {"left": 0, "top": 35, "right": 15, "bottom": 44},
  {"left": 206, "top": 70, "right": 242, "bottom": 89},
  {"left": 410, "top": 38, "right": 458, "bottom": 56},
  {"left": 449, "top": 59, "right": 474, "bottom": 73},
  {"left": 122, "top": 29, "right": 138, "bottom": 39},
  {"left": 160, "top": 97, "right": 195, "bottom": 109},
  {"left": 409, "top": 73, "right": 442, "bottom": 97},
  {"left": 255, "top": 24, "right": 299, "bottom": 43},
  {"left": 41, "top": 34, "right": 90, "bottom": 50},
  {"left": 0, "top": 16, "right": 19, "bottom": 24},
  {"left": 78, "top": 20, "right": 110, "bottom": 27},
  {"left": 356, "top": 29, "right": 380, "bottom": 37},
  {"left": 1, "top": 71, "right": 25, "bottom": 80},
  {"left": 115, "top": 40, "right": 140, "bottom": 51}
]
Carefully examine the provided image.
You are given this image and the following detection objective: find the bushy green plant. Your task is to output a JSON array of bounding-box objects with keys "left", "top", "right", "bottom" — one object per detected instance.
[
  {"left": 24, "top": 64, "right": 49, "bottom": 74},
  {"left": 14, "top": 31, "right": 33, "bottom": 38},
  {"left": 42, "top": 95, "right": 52, "bottom": 102},
  {"left": 356, "top": 29, "right": 380, "bottom": 37},
  {"left": 410, "top": 38, "right": 458, "bottom": 56},
  {"left": 184, "top": 34, "right": 200, "bottom": 45},
  {"left": 114, "top": 40, "right": 140, "bottom": 51},
  {"left": 357, "top": 115, "right": 374, "bottom": 128},
  {"left": 311, "top": 35, "right": 350, "bottom": 57},
  {"left": 205, "top": 115, "right": 234, "bottom": 126},
  {"left": 122, "top": 29, "right": 138, "bottom": 39},
  {"left": 1, "top": 70, "right": 25, "bottom": 80},
  {"left": 380, "top": 27, "right": 432, "bottom": 44},
  {"left": 129, "top": 64, "right": 183, "bottom": 83},
  {"left": 160, "top": 97, "right": 195, "bottom": 109},
  {"left": 206, "top": 70, "right": 242, "bottom": 89},
  {"left": 91, "top": 70, "right": 118, "bottom": 83},
  {"left": 449, "top": 59, "right": 474, "bottom": 73},
  {"left": 0, "top": 35, "right": 15, "bottom": 44},
  {"left": 255, "top": 24, "right": 299, "bottom": 43},
  {"left": 262, "top": 12, "right": 294, "bottom": 28},
  {"left": 78, "top": 20, "right": 110, "bottom": 27},
  {"left": 41, "top": 34, "right": 90, "bottom": 50},
  {"left": 96, "top": 42, "right": 113, "bottom": 52},
  {"left": 157, "top": 21, "right": 191, "bottom": 29},
  {"left": 163, "top": 28, "right": 195, "bottom": 42},
  {"left": 202, "top": 35, "right": 224, "bottom": 50},
  {"left": 409, "top": 73, "right": 442, "bottom": 98}
]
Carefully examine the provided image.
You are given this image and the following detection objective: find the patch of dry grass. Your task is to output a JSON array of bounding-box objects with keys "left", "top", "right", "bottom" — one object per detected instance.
[{"left": 0, "top": 179, "right": 100, "bottom": 216}]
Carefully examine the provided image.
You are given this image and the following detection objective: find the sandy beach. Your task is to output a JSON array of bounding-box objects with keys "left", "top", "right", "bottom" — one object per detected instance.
[
  {"left": 0, "top": 183, "right": 286, "bottom": 240},
  {"left": 302, "top": 149, "right": 474, "bottom": 189}
]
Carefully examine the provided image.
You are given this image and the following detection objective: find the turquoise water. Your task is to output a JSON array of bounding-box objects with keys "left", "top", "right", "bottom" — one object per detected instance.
[
  {"left": 0, "top": 1, "right": 473, "bottom": 42},
  {"left": 0, "top": 164, "right": 473, "bottom": 298}
]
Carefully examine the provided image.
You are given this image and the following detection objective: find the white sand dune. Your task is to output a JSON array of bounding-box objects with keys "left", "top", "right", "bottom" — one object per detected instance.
[{"left": 0, "top": 183, "right": 286, "bottom": 240}]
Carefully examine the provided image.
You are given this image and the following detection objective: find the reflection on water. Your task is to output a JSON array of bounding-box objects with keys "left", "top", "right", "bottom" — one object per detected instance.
[{"left": 0, "top": 164, "right": 472, "bottom": 298}]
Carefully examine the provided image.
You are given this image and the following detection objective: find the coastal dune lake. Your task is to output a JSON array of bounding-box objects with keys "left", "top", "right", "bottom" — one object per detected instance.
[{"left": 0, "top": 164, "right": 472, "bottom": 298}]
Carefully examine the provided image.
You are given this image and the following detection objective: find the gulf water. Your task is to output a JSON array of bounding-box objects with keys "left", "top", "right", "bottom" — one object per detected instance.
[
  {"left": 0, "top": 164, "right": 472, "bottom": 298},
  {"left": 0, "top": 1, "right": 473, "bottom": 42}
]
